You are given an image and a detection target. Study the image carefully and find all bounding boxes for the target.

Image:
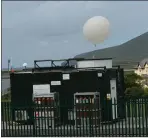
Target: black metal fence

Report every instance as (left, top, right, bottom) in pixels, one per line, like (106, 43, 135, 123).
(1, 98, 148, 137)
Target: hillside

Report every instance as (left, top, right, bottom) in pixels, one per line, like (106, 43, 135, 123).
(74, 32, 148, 69)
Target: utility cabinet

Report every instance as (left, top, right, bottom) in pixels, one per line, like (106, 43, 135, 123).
(74, 92, 101, 127)
(33, 92, 60, 129)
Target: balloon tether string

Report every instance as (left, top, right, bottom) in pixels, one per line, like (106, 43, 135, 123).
(93, 44, 96, 58)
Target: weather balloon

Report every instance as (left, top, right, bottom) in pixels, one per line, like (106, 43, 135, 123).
(83, 16, 110, 46)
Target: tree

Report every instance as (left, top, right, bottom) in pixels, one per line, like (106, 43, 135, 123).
(143, 88, 148, 97)
(125, 87, 144, 98)
(124, 72, 144, 98)
(124, 72, 143, 88)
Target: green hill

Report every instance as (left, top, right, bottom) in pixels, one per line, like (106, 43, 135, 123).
(75, 32, 148, 69)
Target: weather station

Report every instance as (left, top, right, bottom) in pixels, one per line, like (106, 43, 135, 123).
(33, 89, 60, 129)
(74, 92, 101, 128)
(10, 16, 126, 127)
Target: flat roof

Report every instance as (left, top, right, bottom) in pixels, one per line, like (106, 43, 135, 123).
(34, 58, 112, 62)
(10, 67, 106, 74)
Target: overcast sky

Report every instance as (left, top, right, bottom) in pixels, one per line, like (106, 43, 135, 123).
(2, 1, 148, 68)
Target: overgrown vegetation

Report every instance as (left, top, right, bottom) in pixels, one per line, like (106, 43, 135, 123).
(1, 88, 11, 102)
(124, 72, 148, 98)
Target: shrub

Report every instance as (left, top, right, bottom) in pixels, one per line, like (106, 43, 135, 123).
(125, 86, 144, 98)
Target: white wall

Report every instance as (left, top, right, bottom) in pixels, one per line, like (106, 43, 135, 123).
(77, 59, 112, 69)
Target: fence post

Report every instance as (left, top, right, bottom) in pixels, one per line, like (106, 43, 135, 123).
(88, 102, 92, 137)
(32, 104, 36, 137)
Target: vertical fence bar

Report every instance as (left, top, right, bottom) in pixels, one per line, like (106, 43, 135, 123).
(41, 99, 43, 136)
(72, 104, 75, 137)
(4, 102, 7, 137)
(129, 99, 131, 136)
(101, 109, 103, 137)
(69, 109, 72, 137)
(1, 102, 5, 137)
(141, 98, 144, 136)
(135, 99, 138, 137)
(1, 102, 3, 137)
(59, 104, 62, 137)
(20, 108, 23, 137)
(94, 102, 97, 137)
(53, 100, 55, 137)
(107, 98, 110, 137)
(115, 98, 118, 137)
(86, 99, 88, 136)
(38, 98, 40, 136)
(51, 98, 54, 136)
(131, 99, 134, 136)
(16, 108, 19, 137)
(66, 101, 69, 137)
(7, 102, 11, 136)
(146, 98, 148, 137)
(15, 108, 18, 136)
(1, 102, 6, 137)
(89, 97, 92, 137)
(54, 101, 57, 136)
(145, 98, 148, 136)
(32, 104, 34, 137)
(91, 98, 94, 137)
(63, 103, 66, 136)
(104, 99, 107, 137)
(114, 99, 117, 137)
(11, 106, 14, 137)
(111, 100, 114, 137)
(57, 101, 61, 137)
(82, 100, 85, 136)
(117, 99, 121, 137)
(45, 100, 48, 137)
(15, 108, 17, 137)
(138, 98, 141, 136)
(26, 105, 29, 137)
(125, 100, 128, 137)
(33, 101, 36, 137)
(85, 98, 88, 136)
(23, 108, 25, 136)
(121, 100, 124, 137)
(44, 101, 47, 136)
(4, 102, 8, 136)
(99, 108, 101, 137)
(56, 102, 59, 137)
(75, 98, 78, 137)
(64, 103, 66, 137)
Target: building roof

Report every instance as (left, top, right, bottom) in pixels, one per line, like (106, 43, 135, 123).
(138, 58, 148, 68)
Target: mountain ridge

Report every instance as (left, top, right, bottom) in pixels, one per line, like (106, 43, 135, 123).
(74, 32, 148, 68)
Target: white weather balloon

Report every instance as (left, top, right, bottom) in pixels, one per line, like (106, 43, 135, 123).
(83, 16, 110, 45)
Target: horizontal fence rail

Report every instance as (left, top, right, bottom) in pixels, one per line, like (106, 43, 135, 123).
(1, 98, 148, 137)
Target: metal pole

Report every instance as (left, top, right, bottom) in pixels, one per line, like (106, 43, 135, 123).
(8, 59, 10, 73)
